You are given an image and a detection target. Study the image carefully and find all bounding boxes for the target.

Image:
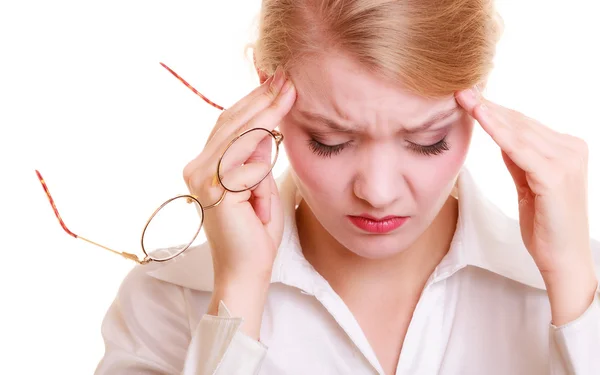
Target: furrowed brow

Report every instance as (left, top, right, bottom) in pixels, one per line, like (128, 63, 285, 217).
(296, 110, 358, 133)
(404, 106, 460, 134)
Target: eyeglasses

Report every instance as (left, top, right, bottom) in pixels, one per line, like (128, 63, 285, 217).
(36, 62, 284, 265)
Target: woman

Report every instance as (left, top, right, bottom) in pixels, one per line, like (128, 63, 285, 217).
(95, 0, 600, 374)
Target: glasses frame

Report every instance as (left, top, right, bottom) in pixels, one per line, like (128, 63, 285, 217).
(36, 62, 284, 265)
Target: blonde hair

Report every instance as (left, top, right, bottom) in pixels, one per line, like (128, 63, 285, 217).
(252, 0, 503, 97)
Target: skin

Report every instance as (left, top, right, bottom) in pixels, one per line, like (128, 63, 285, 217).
(277, 53, 474, 372)
(282, 52, 472, 260)
(456, 90, 597, 328)
(196, 50, 596, 375)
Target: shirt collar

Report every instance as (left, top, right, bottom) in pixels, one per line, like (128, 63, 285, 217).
(147, 167, 599, 293)
(432, 167, 545, 288)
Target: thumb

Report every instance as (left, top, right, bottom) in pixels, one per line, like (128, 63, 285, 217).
(502, 150, 528, 198)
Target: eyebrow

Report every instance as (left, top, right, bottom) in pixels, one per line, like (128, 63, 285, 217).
(404, 106, 460, 134)
(295, 111, 357, 134)
(296, 106, 460, 134)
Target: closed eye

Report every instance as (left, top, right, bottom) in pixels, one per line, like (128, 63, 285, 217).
(307, 139, 350, 158)
(407, 137, 450, 156)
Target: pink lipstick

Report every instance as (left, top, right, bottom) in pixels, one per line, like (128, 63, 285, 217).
(348, 214, 408, 234)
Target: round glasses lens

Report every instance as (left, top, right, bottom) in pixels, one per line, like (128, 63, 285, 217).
(142, 196, 203, 261)
(218, 128, 278, 193)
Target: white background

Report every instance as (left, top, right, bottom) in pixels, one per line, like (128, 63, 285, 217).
(0, 1, 599, 374)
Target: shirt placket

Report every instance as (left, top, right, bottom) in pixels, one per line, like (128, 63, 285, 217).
(394, 279, 449, 375)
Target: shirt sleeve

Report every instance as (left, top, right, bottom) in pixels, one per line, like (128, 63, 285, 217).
(94, 266, 267, 375)
(183, 301, 267, 375)
(549, 291, 600, 374)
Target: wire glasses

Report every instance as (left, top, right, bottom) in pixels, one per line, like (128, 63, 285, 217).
(36, 62, 284, 264)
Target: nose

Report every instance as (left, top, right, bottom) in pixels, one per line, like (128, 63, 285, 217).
(352, 145, 402, 209)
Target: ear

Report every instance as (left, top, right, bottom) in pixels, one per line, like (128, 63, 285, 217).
(253, 50, 269, 84)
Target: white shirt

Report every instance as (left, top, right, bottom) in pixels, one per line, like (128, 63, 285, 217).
(94, 168, 600, 375)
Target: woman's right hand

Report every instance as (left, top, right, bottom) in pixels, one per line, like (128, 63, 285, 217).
(182, 67, 295, 338)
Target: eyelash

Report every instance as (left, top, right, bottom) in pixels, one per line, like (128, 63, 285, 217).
(407, 137, 450, 156)
(308, 139, 349, 158)
(308, 137, 450, 158)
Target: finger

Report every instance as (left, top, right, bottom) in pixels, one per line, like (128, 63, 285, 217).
(502, 106, 562, 145)
(242, 133, 274, 177)
(256, 172, 281, 227)
(220, 67, 280, 124)
(205, 72, 277, 145)
(250, 173, 272, 224)
(184, 69, 290, 197)
(217, 129, 275, 176)
(502, 149, 535, 240)
(238, 78, 296, 135)
(184, 73, 288, 187)
(207, 67, 289, 153)
(214, 80, 294, 174)
(270, 169, 280, 198)
(457, 91, 559, 152)
(488, 103, 559, 160)
(501, 109, 587, 168)
(455, 88, 546, 173)
(501, 149, 528, 195)
(248, 136, 274, 224)
(184, 161, 224, 205)
(485, 101, 562, 158)
(219, 162, 272, 193)
(184, 146, 270, 204)
(455, 88, 508, 140)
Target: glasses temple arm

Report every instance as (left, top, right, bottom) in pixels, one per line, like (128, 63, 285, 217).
(159, 62, 225, 111)
(35, 170, 147, 265)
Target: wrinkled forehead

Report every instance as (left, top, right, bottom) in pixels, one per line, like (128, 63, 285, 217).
(288, 53, 457, 127)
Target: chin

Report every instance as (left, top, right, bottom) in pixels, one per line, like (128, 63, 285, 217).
(337, 230, 416, 260)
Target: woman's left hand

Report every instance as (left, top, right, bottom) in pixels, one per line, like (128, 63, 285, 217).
(455, 87, 598, 326)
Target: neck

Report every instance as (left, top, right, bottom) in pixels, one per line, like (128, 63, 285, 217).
(297, 196, 459, 305)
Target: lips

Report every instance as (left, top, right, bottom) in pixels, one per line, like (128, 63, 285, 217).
(347, 214, 408, 234)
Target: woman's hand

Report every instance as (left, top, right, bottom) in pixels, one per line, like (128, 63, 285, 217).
(183, 67, 296, 338)
(456, 88, 597, 326)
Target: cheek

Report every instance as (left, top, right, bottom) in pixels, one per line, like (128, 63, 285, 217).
(279, 118, 474, 209)
(279, 123, 348, 204)
(408, 122, 473, 201)
(280, 123, 353, 211)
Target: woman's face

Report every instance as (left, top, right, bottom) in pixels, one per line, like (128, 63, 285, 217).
(279, 53, 474, 259)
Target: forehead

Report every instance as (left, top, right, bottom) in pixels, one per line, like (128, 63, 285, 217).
(288, 53, 457, 128)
